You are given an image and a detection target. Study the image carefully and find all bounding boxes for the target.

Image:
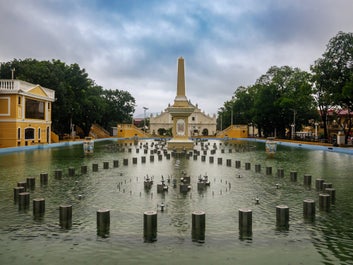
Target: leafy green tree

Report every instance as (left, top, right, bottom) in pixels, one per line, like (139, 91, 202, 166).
(0, 58, 136, 137)
(254, 66, 317, 138)
(219, 66, 317, 138)
(311, 31, 353, 142)
(101, 89, 136, 129)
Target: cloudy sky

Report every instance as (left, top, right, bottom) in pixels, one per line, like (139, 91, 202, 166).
(1, 0, 353, 117)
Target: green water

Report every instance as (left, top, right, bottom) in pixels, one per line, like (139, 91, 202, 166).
(0, 140, 353, 265)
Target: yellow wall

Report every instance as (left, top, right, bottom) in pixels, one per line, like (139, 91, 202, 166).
(217, 125, 249, 138)
(0, 90, 53, 148)
(0, 121, 51, 148)
(117, 124, 150, 138)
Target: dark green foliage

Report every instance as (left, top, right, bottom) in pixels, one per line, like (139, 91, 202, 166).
(0, 59, 135, 136)
(219, 66, 317, 138)
(311, 32, 353, 141)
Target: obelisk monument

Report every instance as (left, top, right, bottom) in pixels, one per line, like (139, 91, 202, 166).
(167, 57, 195, 151)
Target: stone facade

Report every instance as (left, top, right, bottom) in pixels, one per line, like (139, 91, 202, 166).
(149, 103, 217, 137)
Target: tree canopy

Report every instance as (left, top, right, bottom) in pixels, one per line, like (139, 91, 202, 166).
(219, 66, 317, 138)
(0, 58, 136, 137)
(219, 31, 353, 141)
(311, 31, 353, 141)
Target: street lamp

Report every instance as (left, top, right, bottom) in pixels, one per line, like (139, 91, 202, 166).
(314, 122, 318, 141)
(143, 107, 148, 132)
(290, 109, 296, 140)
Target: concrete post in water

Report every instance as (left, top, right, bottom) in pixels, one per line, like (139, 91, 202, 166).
(276, 205, 289, 229)
(141, 156, 146, 163)
(323, 183, 332, 192)
(245, 162, 251, 170)
(33, 198, 45, 218)
(59, 205, 72, 229)
(315, 179, 325, 191)
(304, 174, 312, 186)
(266, 167, 272, 175)
(68, 167, 75, 176)
(54, 169, 62, 179)
(14, 186, 25, 202)
(192, 211, 206, 242)
(113, 160, 119, 167)
(17, 181, 27, 192)
(18, 192, 30, 210)
(180, 184, 189, 193)
(143, 210, 157, 242)
(290, 171, 297, 182)
(239, 209, 252, 238)
(92, 163, 99, 172)
(97, 209, 110, 237)
(303, 199, 315, 220)
(197, 182, 206, 191)
(255, 164, 261, 173)
(277, 168, 284, 178)
(103, 162, 109, 169)
(325, 188, 336, 204)
(319, 194, 330, 211)
(26, 177, 35, 190)
(235, 160, 241, 169)
(40, 173, 49, 185)
(80, 165, 87, 174)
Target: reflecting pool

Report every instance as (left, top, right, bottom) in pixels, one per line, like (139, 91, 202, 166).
(0, 139, 353, 265)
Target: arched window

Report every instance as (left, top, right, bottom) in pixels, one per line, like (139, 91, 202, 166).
(25, 128, 35, 140)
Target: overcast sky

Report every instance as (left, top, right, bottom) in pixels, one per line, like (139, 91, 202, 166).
(1, 0, 353, 117)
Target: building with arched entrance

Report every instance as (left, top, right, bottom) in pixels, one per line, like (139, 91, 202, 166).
(149, 102, 217, 137)
(0, 79, 55, 148)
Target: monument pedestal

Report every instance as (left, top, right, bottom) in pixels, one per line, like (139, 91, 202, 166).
(167, 139, 194, 151)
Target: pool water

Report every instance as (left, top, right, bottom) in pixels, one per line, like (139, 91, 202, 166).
(0, 140, 353, 265)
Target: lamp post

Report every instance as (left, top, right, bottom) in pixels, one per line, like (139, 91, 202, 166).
(143, 107, 148, 132)
(290, 109, 296, 140)
(314, 122, 318, 141)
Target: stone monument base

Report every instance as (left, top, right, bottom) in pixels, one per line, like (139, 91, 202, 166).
(167, 139, 194, 151)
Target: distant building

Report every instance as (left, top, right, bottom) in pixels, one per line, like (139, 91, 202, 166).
(149, 103, 217, 137)
(0, 79, 55, 148)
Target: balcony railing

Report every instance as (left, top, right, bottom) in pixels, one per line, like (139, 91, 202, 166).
(0, 79, 55, 100)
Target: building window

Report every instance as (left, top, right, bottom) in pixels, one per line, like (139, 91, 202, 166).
(192, 116, 195, 121)
(38, 128, 41, 140)
(18, 96, 21, 104)
(25, 128, 35, 140)
(17, 128, 21, 140)
(48, 102, 50, 110)
(0, 97, 10, 116)
(47, 127, 50, 143)
(25, 98, 44, 119)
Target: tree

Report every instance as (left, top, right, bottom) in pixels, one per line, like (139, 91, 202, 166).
(311, 32, 353, 142)
(101, 89, 136, 129)
(0, 58, 136, 137)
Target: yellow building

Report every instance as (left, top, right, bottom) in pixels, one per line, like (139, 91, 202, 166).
(0, 79, 55, 148)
